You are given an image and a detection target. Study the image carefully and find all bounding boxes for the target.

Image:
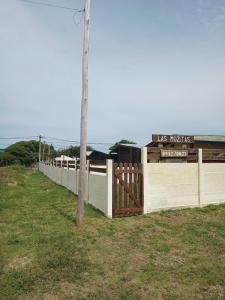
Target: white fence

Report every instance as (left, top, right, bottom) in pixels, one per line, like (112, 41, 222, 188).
(142, 148, 225, 213)
(39, 148, 225, 218)
(39, 161, 112, 218)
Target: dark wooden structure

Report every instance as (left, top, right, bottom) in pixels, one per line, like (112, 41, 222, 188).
(87, 150, 109, 160)
(147, 134, 225, 163)
(112, 162, 143, 217)
(194, 136, 225, 150)
(110, 144, 141, 163)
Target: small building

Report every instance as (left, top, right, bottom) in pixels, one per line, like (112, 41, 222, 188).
(75, 150, 109, 161)
(110, 144, 141, 163)
(146, 134, 225, 163)
(193, 135, 225, 149)
(87, 150, 109, 161)
(55, 155, 74, 161)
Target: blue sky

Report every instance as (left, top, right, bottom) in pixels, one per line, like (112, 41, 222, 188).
(1, 0, 225, 150)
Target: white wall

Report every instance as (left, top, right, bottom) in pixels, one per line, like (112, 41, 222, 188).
(144, 163, 199, 213)
(142, 147, 225, 213)
(201, 164, 225, 205)
(39, 161, 112, 218)
(88, 173, 108, 214)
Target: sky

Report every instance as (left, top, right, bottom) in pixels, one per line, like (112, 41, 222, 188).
(1, 0, 225, 151)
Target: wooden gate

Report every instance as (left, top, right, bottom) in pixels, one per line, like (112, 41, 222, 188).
(112, 163, 143, 217)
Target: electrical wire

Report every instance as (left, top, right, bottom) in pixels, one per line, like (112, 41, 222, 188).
(0, 136, 39, 140)
(21, 0, 84, 12)
(0, 135, 114, 146)
(73, 10, 83, 26)
(43, 136, 79, 143)
(43, 136, 114, 145)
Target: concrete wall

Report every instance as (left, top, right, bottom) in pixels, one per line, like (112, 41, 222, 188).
(201, 164, 225, 205)
(142, 147, 225, 213)
(88, 173, 108, 214)
(144, 163, 199, 212)
(39, 161, 112, 218)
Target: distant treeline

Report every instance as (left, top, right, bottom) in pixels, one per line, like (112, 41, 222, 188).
(0, 140, 43, 167)
(0, 140, 93, 167)
(0, 139, 136, 167)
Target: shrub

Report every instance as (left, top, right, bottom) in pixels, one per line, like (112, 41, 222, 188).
(4, 141, 39, 166)
(0, 152, 18, 167)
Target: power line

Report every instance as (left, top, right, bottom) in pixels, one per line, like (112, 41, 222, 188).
(21, 0, 84, 12)
(43, 136, 114, 145)
(43, 136, 79, 143)
(0, 136, 38, 140)
(0, 135, 114, 145)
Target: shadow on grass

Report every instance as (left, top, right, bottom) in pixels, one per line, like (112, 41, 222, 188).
(85, 203, 105, 218)
(53, 206, 76, 224)
(52, 203, 104, 226)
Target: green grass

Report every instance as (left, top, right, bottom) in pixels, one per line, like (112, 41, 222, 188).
(0, 166, 225, 300)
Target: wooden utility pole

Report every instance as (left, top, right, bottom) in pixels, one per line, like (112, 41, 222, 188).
(48, 144, 51, 162)
(42, 141, 46, 162)
(76, 0, 90, 226)
(38, 135, 42, 168)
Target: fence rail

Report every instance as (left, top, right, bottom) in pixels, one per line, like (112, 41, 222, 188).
(43, 159, 107, 173)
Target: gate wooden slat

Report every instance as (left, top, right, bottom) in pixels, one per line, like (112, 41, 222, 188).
(134, 163, 138, 203)
(124, 163, 128, 208)
(140, 164, 143, 207)
(119, 163, 123, 209)
(128, 163, 133, 208)
(112, 163, 117, 212)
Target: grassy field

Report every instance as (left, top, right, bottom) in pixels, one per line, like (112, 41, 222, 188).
(0, 166, 225, 300)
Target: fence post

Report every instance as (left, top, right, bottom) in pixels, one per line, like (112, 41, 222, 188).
(86, 160, 90, 203)
(106, 159, 113, 218)
(141, 147, 148, 214)
(198, 148, 203, 206)
(75, 158, 78, 194)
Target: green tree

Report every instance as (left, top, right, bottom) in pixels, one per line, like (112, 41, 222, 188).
(0, 152, 18, 167)
(57, 145, 94, 158)
(0, 140, 56, 167)
(109, 139, 136, 152)
(5, 140, 40, 166)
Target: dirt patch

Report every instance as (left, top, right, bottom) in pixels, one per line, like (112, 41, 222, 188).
(60, 281, 96, 297)
(8, 181, 17, 186)
(0, 172, 9, 182)
(43, 294, 59, 300)
(202, 285, 225, 299)
(156, 214, 187, 225)
(60, 282, 77, 295)
(7, 256, 32, 270)
(19, 294, 59, 300)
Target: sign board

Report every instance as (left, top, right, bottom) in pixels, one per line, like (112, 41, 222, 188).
(161, 149, 188, 158)
(152, 134, 194, 144)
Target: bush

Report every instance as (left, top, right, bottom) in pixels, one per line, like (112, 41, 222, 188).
(1, 140, 56, 167)
(57, 145, 94, 157)
(4, 141, 39, 166)
(0, 152, 18, 167)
